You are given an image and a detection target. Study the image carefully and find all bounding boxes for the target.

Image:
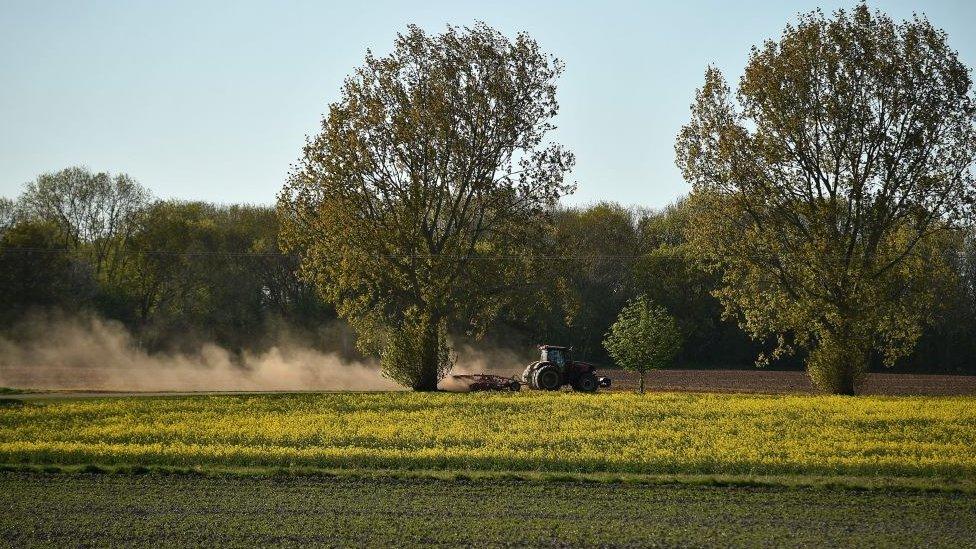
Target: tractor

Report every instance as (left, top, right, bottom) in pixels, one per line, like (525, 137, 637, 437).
(521, 345, 611, 392)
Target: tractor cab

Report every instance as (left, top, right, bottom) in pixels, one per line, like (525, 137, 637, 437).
(539, 345, 570, 369)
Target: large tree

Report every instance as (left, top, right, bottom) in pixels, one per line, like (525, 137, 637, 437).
(278, 24, 574, 390)
(675, 6, 976, 394)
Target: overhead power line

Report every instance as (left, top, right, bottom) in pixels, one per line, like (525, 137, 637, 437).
(2, 247, 970, 261)
(0, 246, 646, 260)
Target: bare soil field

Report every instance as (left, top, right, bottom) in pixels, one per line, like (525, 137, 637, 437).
(600, 369, 976, 396)
(5, 369, 976, 397)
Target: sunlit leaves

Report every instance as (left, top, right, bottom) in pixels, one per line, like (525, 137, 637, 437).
(604, 296, 681, 392)
(278, 24, 574, 388)
(675, 6, 976, 392)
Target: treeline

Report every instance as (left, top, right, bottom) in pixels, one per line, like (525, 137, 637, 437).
(535, 203, 976, 374)
(0, 168, 336, 355)
(2, 167, 974, 373)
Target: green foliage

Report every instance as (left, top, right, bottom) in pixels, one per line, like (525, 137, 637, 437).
(278, 23, 573, 389)
(0, 219, 96, 322)
(545, 202, 641, 360)
(379, 308, 454, 390)
(118, 201, 336, 352)
(675, 6, 976, 393)
(18, 166, 151, 286)
(908, 230, 976, 373)
(604, 296, 682, 392)
(0, 180, 340, 355)
(807, 331, 871, 395)
(0, 197, 14, 235)
(631, 208, 758, 368)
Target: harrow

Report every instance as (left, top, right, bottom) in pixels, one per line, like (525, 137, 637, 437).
(449, 374, 521, 392)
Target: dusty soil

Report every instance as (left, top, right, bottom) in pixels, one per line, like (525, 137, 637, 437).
(599, 369, 976, 395)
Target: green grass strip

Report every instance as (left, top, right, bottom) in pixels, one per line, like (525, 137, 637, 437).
(1, 462, 971, 494)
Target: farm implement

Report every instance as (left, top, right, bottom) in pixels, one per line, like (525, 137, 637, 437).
(449, 374, 522, 392)
(448, 345, 611, 392)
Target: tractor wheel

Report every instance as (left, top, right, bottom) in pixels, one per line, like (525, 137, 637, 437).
(573, 373, 599, 393)
(533, 365, 562, 391)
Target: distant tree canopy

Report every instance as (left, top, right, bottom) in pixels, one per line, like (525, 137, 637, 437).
(0, 198, 15, 234)
(18, 167, 151, 286)
(548, 203, 641, 360)
(278, 23, 574, 390)
(676, 6, 976, 394)
(0, 167, 337, 354)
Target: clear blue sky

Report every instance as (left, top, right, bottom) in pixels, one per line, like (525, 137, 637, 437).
(2, 1, 974, 208)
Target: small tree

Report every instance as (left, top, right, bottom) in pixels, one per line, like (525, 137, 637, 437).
(604, 296, 682, 393)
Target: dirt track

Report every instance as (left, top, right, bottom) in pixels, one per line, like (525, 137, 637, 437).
(600, 369, 976, 396)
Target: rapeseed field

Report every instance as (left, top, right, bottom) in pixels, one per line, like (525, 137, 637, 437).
(1, 392, 973, 479)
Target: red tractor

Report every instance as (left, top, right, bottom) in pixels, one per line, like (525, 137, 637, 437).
(521, 345, 611, 392)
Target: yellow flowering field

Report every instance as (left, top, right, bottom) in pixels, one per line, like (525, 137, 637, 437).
(1, 392, 974, 479)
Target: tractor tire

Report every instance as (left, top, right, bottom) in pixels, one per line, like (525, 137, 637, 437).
(573, 373, 599, 393)
(533, 365, 562, 391)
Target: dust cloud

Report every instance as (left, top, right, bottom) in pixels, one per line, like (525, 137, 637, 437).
(438, 345, 529, 392)
(452, 345, 527, 377)
(0, 314, 400, 392)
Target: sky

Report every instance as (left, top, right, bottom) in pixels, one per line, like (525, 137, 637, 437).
(2, 0, 974, 209)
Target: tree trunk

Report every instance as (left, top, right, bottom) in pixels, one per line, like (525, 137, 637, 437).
(411, 313, 441, 392)
(836, 373, 857, 396)
(807, 325, 868, 395)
